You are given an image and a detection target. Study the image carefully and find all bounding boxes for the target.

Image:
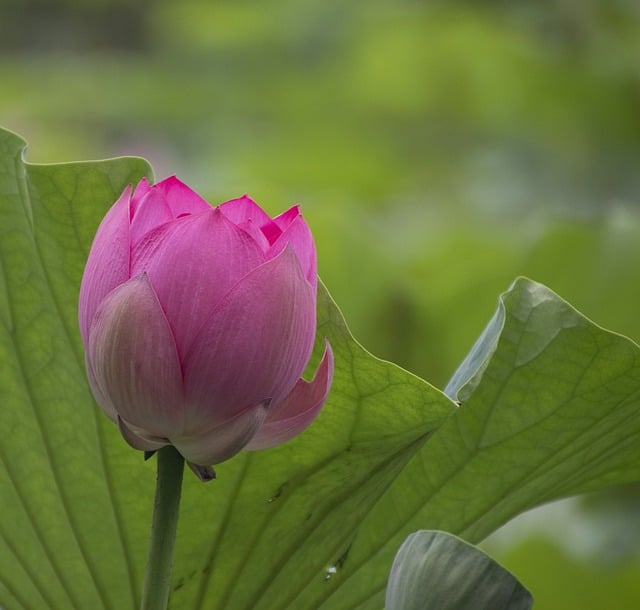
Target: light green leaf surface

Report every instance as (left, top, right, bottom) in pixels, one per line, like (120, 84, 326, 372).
(2, 126, 640, 609)
(0, 126, 453, 609)
(386, 530, 532, 610)
(319, 278, 640, 610)
(0, 128, 153, 609)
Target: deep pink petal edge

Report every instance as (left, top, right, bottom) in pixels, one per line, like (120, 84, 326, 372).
(245, 341, 334, 450)
(181, 245, 316, 428)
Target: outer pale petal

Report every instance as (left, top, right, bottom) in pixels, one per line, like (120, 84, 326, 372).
(182, 245, 316, 430)
(172, 399, 271, 465)
(268, 208, 317, 289)
(85, 353, 118, 421)
(131, 208, 266, 358)
(87, 273, 184, 437)
(118, 416, 170, 452)
(246, 343, 333, 450)
(78, 186, 132, 345)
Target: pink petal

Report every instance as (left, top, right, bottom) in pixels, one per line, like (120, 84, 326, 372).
(227, 217, 271, 253)
(259, 219, 284, 246)
(271, 205, 300, 231)
(87, 273, 184, 437)
(151, 176, 212, 217)
(246, 342, 333, 450)
(78, 186, 132, 345)
(181, 245, 316, 430)
(218, 195, 277, 251)
(172, 399, 271, 465)
(218, 195, 273, 228)
(260, 205, 298, 245)
(130, 177, 213, 244)
(128, 177, 152, 215)
(131, 207, 266, 359)
(129, 187, 174, 245)
(268, 210, 317, 289)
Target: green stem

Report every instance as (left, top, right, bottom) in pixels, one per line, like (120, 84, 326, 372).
(140, 446, 185, 610)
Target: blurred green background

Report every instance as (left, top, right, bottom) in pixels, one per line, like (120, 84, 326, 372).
(2, 0, 640, 607)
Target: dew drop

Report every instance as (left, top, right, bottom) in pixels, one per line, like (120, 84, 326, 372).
(324, 565, 337, 581)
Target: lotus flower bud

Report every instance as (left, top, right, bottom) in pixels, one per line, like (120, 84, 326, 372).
(79, 177, 333, 471)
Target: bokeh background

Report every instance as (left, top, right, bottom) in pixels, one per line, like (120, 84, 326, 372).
(3, 0, 640, 607)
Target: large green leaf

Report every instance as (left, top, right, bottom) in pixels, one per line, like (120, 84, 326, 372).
(0, 128, 154, 609)
(318, 277, 640, 609)
(0, 126, 453, 609)
(2, 125, 640, 609)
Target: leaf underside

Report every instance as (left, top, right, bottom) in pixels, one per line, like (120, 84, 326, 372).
(385, 530, 532, 610)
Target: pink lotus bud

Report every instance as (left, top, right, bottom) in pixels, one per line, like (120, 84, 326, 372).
(79, 177, 333, 469)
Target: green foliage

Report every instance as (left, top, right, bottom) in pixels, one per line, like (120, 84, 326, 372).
(5, 1, 640, 401)
(493, 536, 640, 610)
(386, 531, 532, 610)
(4, 0, 639, 212)
(0, 127, 452, 608)
(3, 3, 640, 607)
(2, 126, 640, 609)
(0, 128, 153, 609)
